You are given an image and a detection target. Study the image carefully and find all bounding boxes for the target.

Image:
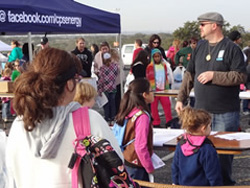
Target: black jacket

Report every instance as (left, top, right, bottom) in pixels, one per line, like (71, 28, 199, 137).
(71, 47, 93, 77)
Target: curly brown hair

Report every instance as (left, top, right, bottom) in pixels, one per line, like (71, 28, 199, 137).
(179, 106, 211, 133)
(13, 48, 82, 131)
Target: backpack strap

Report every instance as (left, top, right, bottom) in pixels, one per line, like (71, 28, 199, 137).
(72, 107, 91, 138)
(71, 107, 91, 188)
(122, 110, 144, 149)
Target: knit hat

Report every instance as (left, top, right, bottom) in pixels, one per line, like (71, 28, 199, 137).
(197, 12, 224, 25)
(150, 48, 162, 63)
(228, 30, 241, 41)
(151, 48, 162, 57)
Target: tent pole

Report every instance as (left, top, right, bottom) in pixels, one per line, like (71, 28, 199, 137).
(118, 33, 124, 98)
(28, 32, 33, 62)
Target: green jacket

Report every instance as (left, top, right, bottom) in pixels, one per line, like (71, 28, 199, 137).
(174, 46, 192, 68)
(8, 47, 23, 62)
(11, 70, 21, 81)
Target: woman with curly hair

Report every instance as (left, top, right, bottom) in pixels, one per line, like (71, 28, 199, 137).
(6, 48, 123, 187)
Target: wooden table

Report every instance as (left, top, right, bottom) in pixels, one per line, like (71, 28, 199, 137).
(163, 131, 250, 155)
(154, 90, 179, 97)
(0, 92, 14, 98)
(154, 90, 250, 99)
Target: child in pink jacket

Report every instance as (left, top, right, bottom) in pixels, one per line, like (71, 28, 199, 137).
(115, 78, 154, 181)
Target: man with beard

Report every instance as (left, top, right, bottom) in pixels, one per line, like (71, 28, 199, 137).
(175, 12, 246, 186)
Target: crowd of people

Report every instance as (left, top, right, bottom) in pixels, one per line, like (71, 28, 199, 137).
(0, 11, 249, 187)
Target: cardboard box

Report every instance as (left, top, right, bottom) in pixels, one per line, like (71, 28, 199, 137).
(0, 81, 14, 93)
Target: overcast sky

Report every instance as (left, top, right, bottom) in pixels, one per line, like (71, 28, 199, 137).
(77, 0, 250, 34)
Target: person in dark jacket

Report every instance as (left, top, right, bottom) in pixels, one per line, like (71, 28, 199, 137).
(144, 34, 167, 63)
(131, 50, 149, 79)
(71, 37, 93, 77)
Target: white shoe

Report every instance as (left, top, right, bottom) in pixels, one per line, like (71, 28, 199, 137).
(242, 111, 250, 115)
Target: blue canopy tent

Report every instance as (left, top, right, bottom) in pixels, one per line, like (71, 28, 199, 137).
(0, 0, 120, 34)
(0, 0, 124, 94)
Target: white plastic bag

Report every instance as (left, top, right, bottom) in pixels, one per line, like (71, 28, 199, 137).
(163, 59, 174, 85)
(172, 66, 186, 89)
(124, 72, 134, 93)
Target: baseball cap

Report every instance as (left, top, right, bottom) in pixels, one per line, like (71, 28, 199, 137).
(197, 12, 224, 25)
(41, 37, 48, 45)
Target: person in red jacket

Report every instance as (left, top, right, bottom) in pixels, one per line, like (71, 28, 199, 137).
(132, 39, 143, 62)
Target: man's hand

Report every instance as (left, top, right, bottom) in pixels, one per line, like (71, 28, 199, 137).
(197, 71, 214, 84)
(175, 101, 183, 115)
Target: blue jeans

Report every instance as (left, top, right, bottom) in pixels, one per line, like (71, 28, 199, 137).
(242, 99, 249, 112)
(125, 165, 149, 182)
(2, 101, 10, 120)
(189, 97, 195, 107)
(211, 111, 239, 185)
(103, 92, 116, 121)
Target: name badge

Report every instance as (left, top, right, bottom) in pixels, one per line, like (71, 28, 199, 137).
(216, 50, 224, 61)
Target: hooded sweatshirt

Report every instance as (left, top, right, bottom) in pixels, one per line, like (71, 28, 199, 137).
(6, 102, 123, 188)
(166, 46, 178, 66)
(146, 48, 169, 91)
(171, 133, 223, 186)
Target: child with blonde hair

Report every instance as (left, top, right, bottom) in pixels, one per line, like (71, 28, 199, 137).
(172, 106, 223, 186)
(74, 82, 97, 108)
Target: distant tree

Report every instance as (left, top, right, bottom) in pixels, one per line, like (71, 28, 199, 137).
(173, 21, 200, 42)
(228, 25, 245, 34)
(172, 20, 237, 42)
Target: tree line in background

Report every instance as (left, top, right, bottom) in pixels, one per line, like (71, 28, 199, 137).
(1, 20, 250, 52)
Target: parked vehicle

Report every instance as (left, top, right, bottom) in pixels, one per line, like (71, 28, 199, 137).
(121, 44, 147, 66)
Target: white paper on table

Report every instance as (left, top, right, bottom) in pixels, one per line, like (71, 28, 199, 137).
(190, 91, 250, 99)
(214, 132, 250, 141)
(153, 128, 184, 146)
(151, 153, 165, 169)
(210, 131, 218, 135)
(95, 93, 108, 108)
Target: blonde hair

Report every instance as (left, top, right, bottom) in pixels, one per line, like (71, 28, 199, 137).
(74, 82, 97, 105)
(3, 68, 12, 77)
(179, 106, 211, 133)
(172, 39, 181, 52)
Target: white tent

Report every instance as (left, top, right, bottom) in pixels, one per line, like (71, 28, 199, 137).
(0, 41, 12, 52)
(0, 53, 8, 73)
